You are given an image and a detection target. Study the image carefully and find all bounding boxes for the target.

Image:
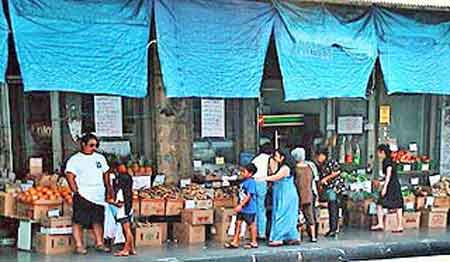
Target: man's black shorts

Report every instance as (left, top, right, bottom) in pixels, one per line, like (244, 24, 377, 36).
(237, 213, 256, 225)
(73, 193, 105, 229)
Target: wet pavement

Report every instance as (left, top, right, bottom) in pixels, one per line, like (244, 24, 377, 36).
(1, 228, 450, 262)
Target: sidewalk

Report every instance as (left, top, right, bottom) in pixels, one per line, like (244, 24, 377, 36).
(2, 228, 450, 262)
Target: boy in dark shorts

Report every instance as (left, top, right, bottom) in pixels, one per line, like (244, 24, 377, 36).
(225, 163, 258, 249)
(108, 172, 136, 256)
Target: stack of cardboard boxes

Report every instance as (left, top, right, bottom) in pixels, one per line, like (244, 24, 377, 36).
(174, 209, 213, 244)
(35, 216, 73, 255)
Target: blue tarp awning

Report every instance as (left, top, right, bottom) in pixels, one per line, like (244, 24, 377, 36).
(0, 2, 8, 83)
(9, 0, 151, 97)
(154, 0, 275, 98)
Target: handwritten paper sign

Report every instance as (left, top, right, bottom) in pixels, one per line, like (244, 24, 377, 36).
(201, 99, 225, 138)
(379, 105, 391, 124)
(337, 116, 363, 134)
(153, 175, 165, 186)
(94, 96, 122, 137)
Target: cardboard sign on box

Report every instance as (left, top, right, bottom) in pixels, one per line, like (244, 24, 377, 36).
(421, 208, 448, 229)
(195, 199, 213, 210)
(433, 197, 450, 209)
(165, 199, 184, 216)
(41, 216, 72, 228)
(140, 199, 165, 216)
(135, 223, 167, 247)
(181, 209, 214, 225)
(0, 192, 16, 217)
(34, 233, 74, 255)
(173, 223, 205, 244)
(403, 212, 421, 229)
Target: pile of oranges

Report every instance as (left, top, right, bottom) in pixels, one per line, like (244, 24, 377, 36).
(17, 186, 73, 205)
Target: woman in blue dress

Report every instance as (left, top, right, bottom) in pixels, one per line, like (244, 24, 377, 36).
(264, 148, 300, 247)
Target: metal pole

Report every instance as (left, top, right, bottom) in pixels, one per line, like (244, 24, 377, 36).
(50, 91, 63, 172)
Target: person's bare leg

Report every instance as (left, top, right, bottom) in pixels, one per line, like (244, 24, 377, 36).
(395, 208, 404, 231)
(232, 220, 242, 246)
(371, 205, 384, 230)
(250, 223, 257, 246)
(73, 224, 85, 252)
(310, 225, 317, 241)
(115, 222, 134, 256)
(92, 223, 105, 247)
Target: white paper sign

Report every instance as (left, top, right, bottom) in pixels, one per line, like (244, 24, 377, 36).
(429, 175, 441, 186)
(362, 181, 372, 193)
(403, 165, 411, 172)
(411, 177, 419, 186)
(94, 96, 123, 137)
(409, 143, 418, 152)
(368, 203, 377, 215)
(153, 175, 165, 186)
(337, 116, 364, 134)
(184, 200, 196, 209)
(421, 163, 430, 171)
(98, 141, 131, 156)
(405, 202, 415, 210)
(201, 99, 225, 138)
(132, 176, 151, 190)
(180, 178, 191, 188)
(426, 196, 435, 207)
(193, 160, 202, 170)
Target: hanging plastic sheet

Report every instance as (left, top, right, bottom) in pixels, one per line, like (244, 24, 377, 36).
(154, 0, 275, 98)
(375, 8, 450, 94)
(273, 2, 377, 100)
(9, 0, 150, 97)
(0, 3, 8, 83)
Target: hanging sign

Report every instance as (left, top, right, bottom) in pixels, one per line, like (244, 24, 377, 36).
(94, 96, 123, 137)
(201, 99, 225, 138)
(337, 116, 363, 134)
(379, 105, 391, 124)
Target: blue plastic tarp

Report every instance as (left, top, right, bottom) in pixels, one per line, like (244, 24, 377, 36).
(9, 0, 150, 97)
(375, 8, 450, 95)
(0, 2, 8, 83)
(274, 2, 377, 100)
(154, 0, 275, 98)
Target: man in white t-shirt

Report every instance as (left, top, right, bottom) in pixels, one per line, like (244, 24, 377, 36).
(66, 133, 113, 255)
(251, 143, 273, 240)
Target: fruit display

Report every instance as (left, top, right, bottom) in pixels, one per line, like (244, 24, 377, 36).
(138, 185, 180, 200)
(106, 154, 153, 176)
(16, 186, 72, 204)
(181, 184, 212, 200)
(214, 186, 239, 199)
(391, 150, 431, 164)
(431, 177, 450, 197)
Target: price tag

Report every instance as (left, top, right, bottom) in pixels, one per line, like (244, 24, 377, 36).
(403, 165, 411, 172)
(409, 143, 418, 152)
(47, 209, 61, 218)
(180, 178, 191, 188)
(184, 200, 196, 209)
(362, 181, 372, 193)
(212, 181, 222, 188)
(368, 203, 377, 215)
(421, 163, 430, 171)
(429, 175, 441, 186)
(193, 160, 202, 169)
(153, 175, 165, 186)
(350, 183, 358, 191)
(215, 157, 225, 165)
(405, 202, 415, 210)
(425, 196, 435, 208)
(411, 178, 419, 186)
(222, 180, 231, 187)
(390, 144, 399, 152)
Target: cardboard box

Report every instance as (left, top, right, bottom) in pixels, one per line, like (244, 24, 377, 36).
(40, 227, 72, 235)
(134, 223, 167, 247)
(347, 210, 376, 228)
(165, 199, 184, 216)
(195, 199, 213, 210)
(173, 223, 205, 244)
(34, 233, 74, 255)
(140, 199, 165, 216)
(317, 218, 330, 236)
(41, 216, 72, 228)
(403, 211, 421, 229)
(0, 192, 16, 217)
(214, 208, 235, 224)
(17, 200, 62, 221)
(212, 222, 232, 243)
(421, 208, 448, 229)
(181, 209, 214, 225)
(434, 197, 450, 209)
(132, 199, 140, 216)
(213, 197, 237, 208)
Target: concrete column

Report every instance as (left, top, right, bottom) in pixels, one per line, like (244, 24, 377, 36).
(0, 84, 13, 170)
(240, 99, 257, 155)
(428, 96, 438, 160)
(152, 51, 193, 184)
(367, 91, 377, 175)
(50, 91, 63, 172)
